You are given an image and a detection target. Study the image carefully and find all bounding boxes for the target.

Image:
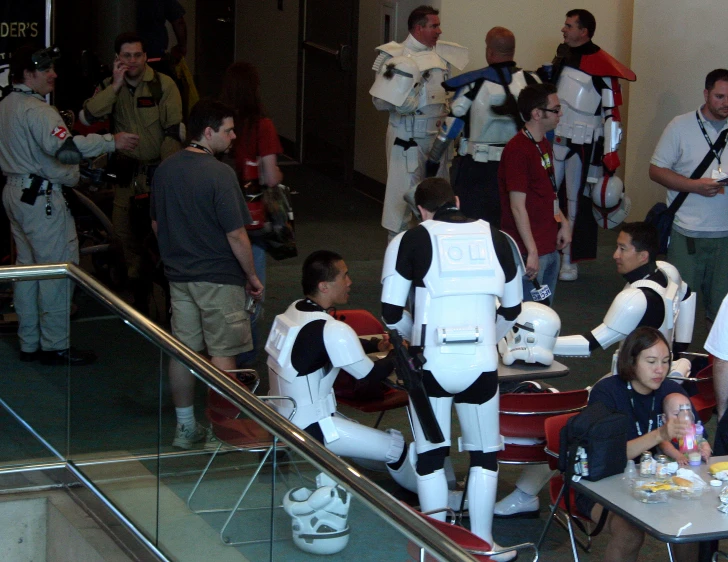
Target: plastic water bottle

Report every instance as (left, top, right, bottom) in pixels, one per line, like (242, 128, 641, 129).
(623, 459, 637, 490)
(696, 419, 705, 441)
(677, 403, 697, 453)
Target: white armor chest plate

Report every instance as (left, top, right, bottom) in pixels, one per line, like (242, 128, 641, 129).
(468, 72, 529, 145)
(555, 66, 603, 144)
(400, 50, 448, 109)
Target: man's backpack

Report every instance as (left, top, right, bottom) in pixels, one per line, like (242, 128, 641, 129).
(559, 402, 629, 482)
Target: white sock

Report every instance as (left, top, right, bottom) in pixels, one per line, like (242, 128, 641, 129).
(176, 406, 195, 428)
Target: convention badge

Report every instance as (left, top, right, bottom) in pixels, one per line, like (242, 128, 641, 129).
(554, 199, 562, 221)
(318, 416, 340, 444)
(529, 284, 552, 302)
(711, 169, 727, 194)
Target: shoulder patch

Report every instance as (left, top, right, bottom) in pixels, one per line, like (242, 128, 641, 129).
(51, 126, 68, 140)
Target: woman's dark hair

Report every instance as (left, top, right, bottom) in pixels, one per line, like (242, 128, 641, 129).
(220, 62, 264, 138)
(617, 326, 671, 383)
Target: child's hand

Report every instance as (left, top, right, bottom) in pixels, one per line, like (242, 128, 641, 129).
(700, 441, 712, 462)
(676, 455, 689, 467)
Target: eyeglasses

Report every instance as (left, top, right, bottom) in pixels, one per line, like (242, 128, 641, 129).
(541, 105, 562, 115)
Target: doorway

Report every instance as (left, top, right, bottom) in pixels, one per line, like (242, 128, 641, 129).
(299, 0, 359, 184)
(195, 0, 235, 98)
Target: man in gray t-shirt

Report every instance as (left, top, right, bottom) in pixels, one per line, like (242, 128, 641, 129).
(151, 99, 263, 449)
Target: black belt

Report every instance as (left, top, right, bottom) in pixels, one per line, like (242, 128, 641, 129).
(394, 137, 418, 150)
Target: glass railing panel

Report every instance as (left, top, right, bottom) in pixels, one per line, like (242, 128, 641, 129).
(0, 277, 70, 466)
(65, 290, 165, 548)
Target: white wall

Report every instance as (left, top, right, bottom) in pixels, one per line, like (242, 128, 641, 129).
(625, 0, 726, 219)
(235, 0, 300, 142)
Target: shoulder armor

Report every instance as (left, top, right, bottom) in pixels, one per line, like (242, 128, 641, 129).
(444, 66, 490, 91)
(603, 287, 648, 335)
(410, 50, 448, 73)
(579, 48, 636, 81)
(375, 41, 404, 57)
(323, 320, 368, 367)
(435, 40, 469, 70)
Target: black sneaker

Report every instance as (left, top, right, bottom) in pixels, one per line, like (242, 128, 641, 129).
(19, 350, 40, 362)
(40, 348, 97, 366)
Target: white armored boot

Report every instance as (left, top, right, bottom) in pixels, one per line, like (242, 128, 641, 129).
(468, 467, 516, 562)
(416, 468, 449, 521)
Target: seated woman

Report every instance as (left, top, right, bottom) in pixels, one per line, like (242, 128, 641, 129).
(578, 326, 696, 562)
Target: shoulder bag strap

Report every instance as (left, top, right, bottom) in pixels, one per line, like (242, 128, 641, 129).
(668, 126, 728, 214)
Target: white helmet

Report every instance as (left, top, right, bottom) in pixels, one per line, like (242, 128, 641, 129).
(369, 55, 422, 107)
(592, 175, 631, 229)
(282, 473, 351, 555)
(498, 302, 561, 366)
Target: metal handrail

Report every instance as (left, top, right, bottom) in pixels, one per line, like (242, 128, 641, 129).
(0, 263, 476, 562)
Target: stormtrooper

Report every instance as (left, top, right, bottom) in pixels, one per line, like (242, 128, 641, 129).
(494, 222, 696, 518)
(265, 251, 417, 495)
(433, 26, 539, 226)
(498, 302, 561, 368)
(549, 9, 636, 280)
(381, 178, 523, 561)
(370, 5, 468, 238)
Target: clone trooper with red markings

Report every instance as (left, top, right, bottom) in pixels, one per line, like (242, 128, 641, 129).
(551, 9, 636, 281)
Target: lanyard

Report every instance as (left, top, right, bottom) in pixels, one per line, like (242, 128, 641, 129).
(627, 382, 655, 437)
(188, 143, 213, 156)
(522, 128, 557, 192)
(695, 111, 726, 173)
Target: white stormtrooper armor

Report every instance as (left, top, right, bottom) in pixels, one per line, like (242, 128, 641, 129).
(381, 215, 522, 553)
(591, 175, 631, 230)
(265, 300, 418, 492)
(553, 261, 695, 361)
(283, 473, 351, 555)
(553, 50, 635, 279)
(371, 35, 468, 234)
(452, 68, 537, 161)
(499, 302, 561, 366)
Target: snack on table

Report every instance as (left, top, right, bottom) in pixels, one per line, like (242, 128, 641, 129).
(672, 476, 693, 488)
(709, 462, 728, 475)
(638, 481, 674, 492)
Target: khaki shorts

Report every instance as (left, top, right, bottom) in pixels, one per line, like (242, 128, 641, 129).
(170, 282, 252, 357)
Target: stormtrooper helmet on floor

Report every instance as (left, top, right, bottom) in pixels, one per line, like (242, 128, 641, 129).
(282, 473, 351, 555)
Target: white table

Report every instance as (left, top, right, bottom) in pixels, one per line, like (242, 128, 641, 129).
(573, 456, 728, 544)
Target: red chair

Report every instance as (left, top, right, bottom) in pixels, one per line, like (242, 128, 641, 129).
(333, 309, 410, 429)
(497, 390, 589, 465)
(186, 369, 301, 546)
(689, 363, 716, 424)
(536, 412, 597, 561)
(405, 508, 538, 561)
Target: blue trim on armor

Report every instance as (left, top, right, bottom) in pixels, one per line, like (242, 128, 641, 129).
(444, 65, 514, 90)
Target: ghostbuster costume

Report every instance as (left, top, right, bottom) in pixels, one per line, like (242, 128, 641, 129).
(381, 205, 522, 554)
(442, 62, 538, 226)
(551, 42, 636, 277)
(494, 260, 695, 518)
(370, 35, 468, 235)
(81, 65, 182, 304)
(265, 299, 417, 492)
(0, 83, 116, 357)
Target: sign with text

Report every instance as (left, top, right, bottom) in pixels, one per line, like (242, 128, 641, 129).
(0, 1, 50, 98)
